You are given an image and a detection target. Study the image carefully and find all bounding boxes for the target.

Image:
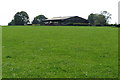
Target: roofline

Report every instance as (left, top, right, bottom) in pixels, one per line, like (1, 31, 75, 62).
(45, 16, 79, 21)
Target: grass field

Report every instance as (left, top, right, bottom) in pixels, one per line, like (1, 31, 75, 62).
(2, 26, 118, 78)
(0, 26, 2, 79)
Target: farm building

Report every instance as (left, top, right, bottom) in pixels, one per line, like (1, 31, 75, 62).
(44, 16, 89, 26)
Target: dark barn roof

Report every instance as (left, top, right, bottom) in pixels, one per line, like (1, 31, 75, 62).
(46, 16, 87, 21)
(44, 16, 89, 26)
(46, 16, 77, 21)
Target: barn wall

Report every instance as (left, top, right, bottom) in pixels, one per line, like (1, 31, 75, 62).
(62, 17, 89, 26)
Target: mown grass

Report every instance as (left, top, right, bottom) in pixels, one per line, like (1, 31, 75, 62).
(0, 26, 2, 79)
(2, 26, 118, 78)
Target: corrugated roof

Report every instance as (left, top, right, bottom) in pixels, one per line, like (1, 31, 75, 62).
(46, 16, 78, 21)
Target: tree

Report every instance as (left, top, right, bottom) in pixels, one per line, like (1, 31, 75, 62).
(94, 14, 106, 26)
(8, 11, 29, 25)
(8, 19, 15, 25)
(88, 13, 101, 26)
(88, 13, 95, 25)
(14, 11, 29, 25)
(99, 14, 106, 25)
(88, 11, 111, 26)
(100, 11, 112, 24)
(32, 15, 47, 25)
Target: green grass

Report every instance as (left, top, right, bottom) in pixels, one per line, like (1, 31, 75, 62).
(2, 26, 118, 78)
(0, 26, 2, 79)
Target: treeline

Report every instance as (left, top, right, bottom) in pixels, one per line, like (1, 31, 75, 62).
(88, 11, 119, 27)
(8, 11, 120, 27)
(8, 11, 47, 26)
(88, 11, 111, 26)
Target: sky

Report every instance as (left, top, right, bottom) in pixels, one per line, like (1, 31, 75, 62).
(0, 0, 119, 25)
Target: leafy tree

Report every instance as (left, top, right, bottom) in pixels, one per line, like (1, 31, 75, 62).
(94, 14, 106, 26)
(8, 11, 29, 25)
(88, 11, 111, 26)
(100, 11, 112, 24)
(8, 19, 15, 25)
(32, 15, 47, 25)
(98, 14, 106, 25)
(88, 13, 95, 25)
(14, 11, 29, 25)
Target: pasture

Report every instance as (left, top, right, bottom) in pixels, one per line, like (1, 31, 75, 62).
(0, 26, 2, 79)
(2, 26, 118, 78)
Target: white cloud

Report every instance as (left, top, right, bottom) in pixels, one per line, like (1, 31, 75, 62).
(0, 0, 119, 25)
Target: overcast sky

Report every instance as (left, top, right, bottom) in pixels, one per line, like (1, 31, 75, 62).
(0, 0, 119, 25)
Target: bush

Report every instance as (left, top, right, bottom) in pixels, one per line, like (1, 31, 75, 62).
(115, 24, 120, 27)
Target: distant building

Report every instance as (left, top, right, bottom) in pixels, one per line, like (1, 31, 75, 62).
(44, 16, 89, 26)
(27, 23, 32, 25)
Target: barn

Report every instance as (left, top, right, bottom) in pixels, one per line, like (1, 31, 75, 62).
(44, 16, 89, 26)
